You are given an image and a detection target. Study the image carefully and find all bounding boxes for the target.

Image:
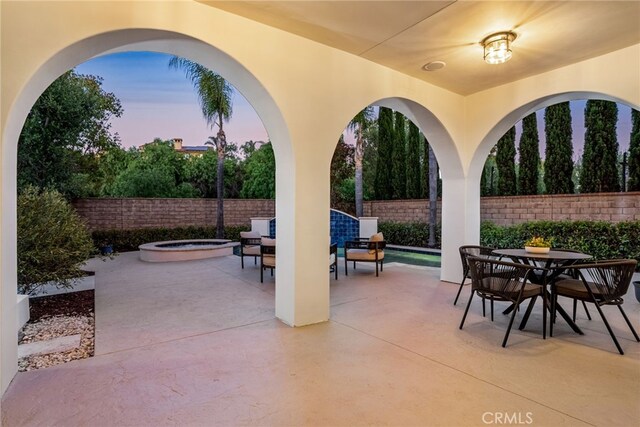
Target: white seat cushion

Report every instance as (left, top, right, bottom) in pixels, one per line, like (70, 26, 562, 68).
(261, 237, 276, 246)
(243, 245, 261, 256)
(329, 253, 336, 265)
(346, 249, 384, 261)
(240, 231, 261, 239)
(263, 255, 276, 267)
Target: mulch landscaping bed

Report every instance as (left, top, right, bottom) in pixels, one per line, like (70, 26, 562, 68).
(29, 290, 94, 321)
(18, 290, 95, 372)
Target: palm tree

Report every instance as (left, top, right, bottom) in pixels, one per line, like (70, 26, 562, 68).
(348, 107, 374, 217)
(169, 57, 233, 238)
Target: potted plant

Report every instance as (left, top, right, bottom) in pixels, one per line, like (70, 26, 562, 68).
(524, 236, 552, 254)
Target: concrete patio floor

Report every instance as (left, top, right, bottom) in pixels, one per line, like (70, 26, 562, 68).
(2, 252, 639, 426)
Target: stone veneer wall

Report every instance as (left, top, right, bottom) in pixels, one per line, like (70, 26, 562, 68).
(73, 192, 640, 231)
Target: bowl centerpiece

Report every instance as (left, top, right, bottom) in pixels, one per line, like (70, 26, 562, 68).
(524, 236, 552, 254)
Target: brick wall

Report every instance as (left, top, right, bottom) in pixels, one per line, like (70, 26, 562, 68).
(73, 192, 640, 231)
(73, 198, 275, 230)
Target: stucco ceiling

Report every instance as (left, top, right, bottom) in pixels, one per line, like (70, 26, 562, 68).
(200, 1, 640, 95)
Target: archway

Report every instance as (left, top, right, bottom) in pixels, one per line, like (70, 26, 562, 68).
(469, 92, 640, 186)
(1, 29, 292, 393)
(329, 97, 466, 284)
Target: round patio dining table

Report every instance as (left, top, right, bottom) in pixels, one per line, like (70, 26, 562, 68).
(492, 248, 592, 335)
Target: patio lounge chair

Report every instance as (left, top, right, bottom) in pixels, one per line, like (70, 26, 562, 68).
(551, 259, 639, 354)
(260, 237, 276, 283)
(344, 232, 386, 277)
(240, 231, 262, 268)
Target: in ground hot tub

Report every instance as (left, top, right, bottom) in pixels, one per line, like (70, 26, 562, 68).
(139, 239, 239, 262)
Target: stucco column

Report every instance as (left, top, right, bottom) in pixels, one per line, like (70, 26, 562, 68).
(273, 129, 333, 327)
(440, 176, 480, 283)
(0, 141, 18, 394)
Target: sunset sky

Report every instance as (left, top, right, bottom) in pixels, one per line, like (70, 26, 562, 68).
(75, 51, 633, 160)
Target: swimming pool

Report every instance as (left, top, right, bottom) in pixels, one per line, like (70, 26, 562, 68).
(234, 245, 441, 268)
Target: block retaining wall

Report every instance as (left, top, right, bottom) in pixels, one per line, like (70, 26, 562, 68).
(73, 192, 640, 231)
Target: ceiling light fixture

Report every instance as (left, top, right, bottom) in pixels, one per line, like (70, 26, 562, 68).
(422, 61, 446, 71)
(482, 31, 516, 65)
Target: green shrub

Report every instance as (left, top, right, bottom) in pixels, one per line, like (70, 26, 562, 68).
(18, 187, 95, 295)
(480, 220, 640, 265)
(92, 225, 250, 252)
(378, 221, 441, 247)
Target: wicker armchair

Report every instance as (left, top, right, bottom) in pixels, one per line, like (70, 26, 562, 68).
(330, 243, 338, 280)
(455, 245, 497, 307)
(551, 259, 639, 354)
(260, 238, 276, 283)
(549, 248, 592, 322)
(460, 256, 544, 348)
(240, 231, 262, 269)
(344, 233, 386, 277)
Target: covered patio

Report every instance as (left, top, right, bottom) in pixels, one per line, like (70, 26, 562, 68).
(1, 1, 640, 415)
(2, 253, 638, 425)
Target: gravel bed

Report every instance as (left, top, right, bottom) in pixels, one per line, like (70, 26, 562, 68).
(18, 290, 95, 372)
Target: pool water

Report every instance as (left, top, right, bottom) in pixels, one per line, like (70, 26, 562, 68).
(336, 248, 440, 268)
(383, 249, 441, 267)
(235, 246, 441, 268)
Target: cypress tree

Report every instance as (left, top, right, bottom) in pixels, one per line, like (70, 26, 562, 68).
(392, 112, 407, 199)
(496, 126, 517, 196)
(581, 100, 620, 193)
(406, 121, 422, 198)
(421, 134, 429, 199)
(627, 109, 640, 191)
(518, 113, 541, 195)
(544, 102, 574, 194)
(374, 107, 394, 200)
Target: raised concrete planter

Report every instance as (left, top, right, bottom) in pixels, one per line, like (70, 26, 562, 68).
(17, 294, 29, 332)
(359, 217, 379, 238)
(139, 239, 239, 262)
(251, 217, 272, 237)
(30, 274, 95, 297)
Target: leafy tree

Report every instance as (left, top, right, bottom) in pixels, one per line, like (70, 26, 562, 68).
(581, 100, 620, 193)
(330, 135, 355, 213)
(544, 102, 574, 194)
(496, 126, 517, 196)
(96, 145, 135, 196)
(170, 57, 233, 238)
(627, 109, 640, 191)
(392, 111, 407, 199)
(18, 70, 122, 198)
(18, 187, 95, 295)
(518, 113, 541, 195)
(406, 121, 422, 198)
(108, 140, 197, 198)
(348, 107, 374, 217)
(184, 150, 219, 198)
(374, 107, 394, 200)
(241, 143, 276, 199)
